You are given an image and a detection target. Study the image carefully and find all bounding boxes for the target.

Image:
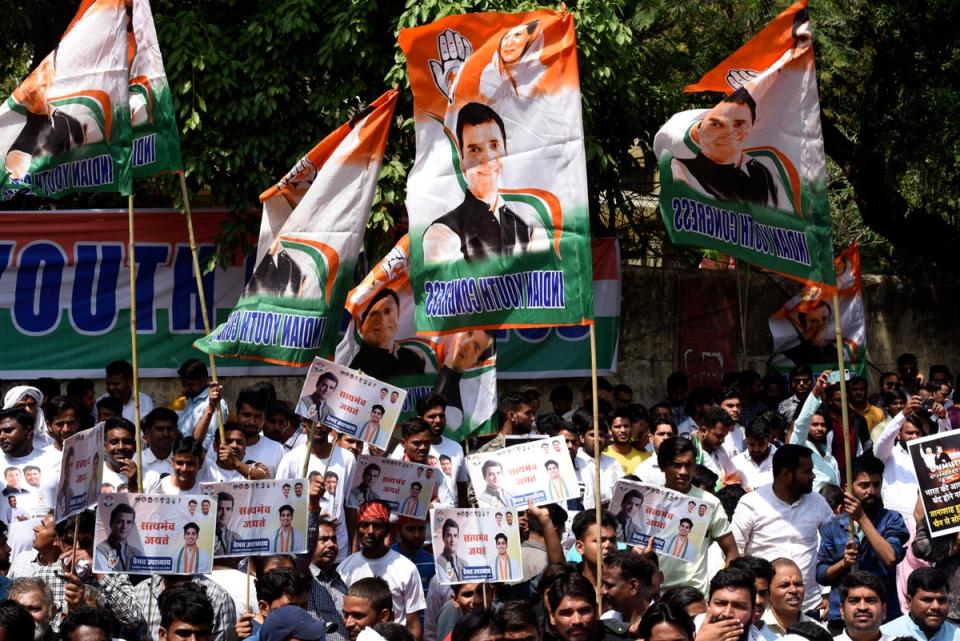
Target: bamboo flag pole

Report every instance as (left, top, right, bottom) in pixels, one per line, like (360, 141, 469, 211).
(178, 173, 226, 445)
(303, 418, 319, 478)
(832, 290, 855, 542)
(589, 323, 603, 612)
(128, 195, 144, 493)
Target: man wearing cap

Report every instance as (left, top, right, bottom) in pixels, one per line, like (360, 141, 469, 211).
(260, 604, 328, 641)
(336, 502, 426, 641)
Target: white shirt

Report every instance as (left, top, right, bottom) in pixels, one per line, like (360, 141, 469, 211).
(677, 416, 697, 437)
(277, 443, 355, 562)
(732, 484, 833, 611)
(575, 448, 624, 508)
(635, 455, 666, 486)
(337, 548, 426, 622)
(208, 568, 258, 617)
(101, 462, 130, 492)
(0, 445, 60, 523)
(141, 448, 173, 479)
(97, 391, 154, 423)
(875, 411, 948, 524)
(699, 439, 738, 482)
(145, 473, 201, 495)
(732, 445, 777, 491)
(723, 423, 746, 458)
(244, 435, 285, 477)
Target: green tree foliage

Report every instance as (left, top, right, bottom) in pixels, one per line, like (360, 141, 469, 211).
(2, 0, 957, 278)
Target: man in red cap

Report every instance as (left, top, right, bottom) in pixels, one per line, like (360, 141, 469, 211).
(336, 501, 426, 641)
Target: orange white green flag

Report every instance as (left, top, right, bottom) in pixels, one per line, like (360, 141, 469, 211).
(195, 89, 398, 366)
(654, 0, 837, 288)
(0, 0, 132, 200)
(398, 10, 594, 334)
(128, 0, 183, 178)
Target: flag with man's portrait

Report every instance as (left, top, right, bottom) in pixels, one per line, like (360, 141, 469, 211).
(335, 235, 498, 443)
(398, 10, 594, 334)
(195, 89, 397, 366)
(654, 0, 836, 287)
(0, 0, 132, 200)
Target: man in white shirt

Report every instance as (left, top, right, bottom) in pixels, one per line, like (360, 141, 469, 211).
(635, 419, 677, 486)
(99, 360, 154, 423)
(337, 501, 425, 640)
(0, 407, 60, 522)
(732, 444, 834, 612)
(694, 407, 739, 485)
(720, 388, 746, 457)
(574, 416, 623, 509)
(144, 437, 205, 495)
(836, 571, 890, 641)
(732, 415, 778, 491)
(235, 388, 284, 477)
(140, 408, 180, 479)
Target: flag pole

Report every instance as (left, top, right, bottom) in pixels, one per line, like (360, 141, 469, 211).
(128, 194, 144, 493)
(735, 262, 750, 371)
(589, 323, 602, 612)
(178, 172, 226, 445)
(302, 418, 318, 478)
(832, 290, 854, 541)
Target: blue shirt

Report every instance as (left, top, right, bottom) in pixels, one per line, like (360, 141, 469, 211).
(391, 542, 436, 595)
(178, 387, 230, 450)
(816, 508, 908, 622)
(881, 615, 960, 641)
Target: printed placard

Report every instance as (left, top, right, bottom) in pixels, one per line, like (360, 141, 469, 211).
(431, 507, 522, 584)
(465, 436, 577, 507)
(908, 430, 960, 538)
(93, 493, 215, 575)
(295, 357, 407, 449)
(608, 480, 716, 564)
(200, 479, 309, 557)
(55, 423, 104, 522)
(346, 456, 438, 519)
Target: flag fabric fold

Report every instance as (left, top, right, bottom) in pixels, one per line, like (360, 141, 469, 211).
(0, 0, 133, 200)
(195, 89, 398, 367)
(398, 10, 594, 335)
(654, 0, 836, 288)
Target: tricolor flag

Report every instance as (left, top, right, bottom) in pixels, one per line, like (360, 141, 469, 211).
(768, 243, 867, 376)
(195, 89, 398, 366)
(128, 0, 183, 177)
(335, 235, 498, 442)
(399, 10, 594, 334)
(0, 0, 133, 200)
(654, 0, 836, 287)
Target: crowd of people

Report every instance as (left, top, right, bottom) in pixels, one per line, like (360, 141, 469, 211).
(0, 352, 956, 641)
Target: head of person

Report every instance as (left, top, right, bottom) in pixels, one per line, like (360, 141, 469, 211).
(306, 517, 337, 569)
(572, 510, 618, 567)
(235, 388, 268, 437)
(499, 392, 535, 435)
(706, 568, 756, 633)
(343, 577, 393, 641)
(658, 437, 696, 492)
(692, 88, 757, 165)
(157, 582, 214, 641)
(906, 567, 949, 635)
(482, 460, 504, 491)
(0, 600, 40, 641)
(44, 396, 81, 446)
(498, 600, 539, 641)
(96, 396, 123, 423)
(761, 373, 786, 406)
(170, 437, 204, 489)
(899, 413, 926, 443)
(104, 360, 134, 402)
(250, 554, 296, 580)
(360, 289, 400, 349)
(788, 366, 814, 397)
(400, 418, 431, 463)
(260, 604, 327, 641)
(719, 388, 742, 424)
(635, 603, 695, 641)
(698, 407, 734, 453)
(452, 611, 504, 641)
(177, 359, 209, 399)
(255, 567, 310, 617)
(602, 550, 656, 617)
(264, 400, 294, 442)
(684, 387, 716, 421)
(451, 583, 493, 616)
(550, 385, 574, 415)
(896, 353, 918, 383)
(416, 393, 447, 439)
(143, 407, 181, 457)
(849, 455, 885, 514)
(547, 573, 598, 641)
(770, 559, 805, 622)
(66, 378, 96, 414)
(729, 556, 774, 629)
(314, 372, 340, 403)
(572, 411, 610, 454)
(619, 490, 644, 520)
(9, 577, 55, 641)
(59, 606, 115, 641)
(276, 504, 295, 528)
(772, 444, 815, 498)
(0, 409, 33, 457)
(408, 482, 422, 499)
(608, 409, 634, 446)
(108, 504, 136, 543)
(549, 421, 580, 462)
(220, 425, 247, 462)
(456, 102, 507, 202)
(650, 419, 677, 452)
(356, 501, 390, 554)
(839, 571, 886, 638)
(659, 586, 707, 619)
(744, 416, 773, 463)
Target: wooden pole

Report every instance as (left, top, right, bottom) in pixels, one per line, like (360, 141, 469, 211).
(128, 195, 144, 493)
(589, 323, 602, 612)
(302, 418, 318, 479)
(178, 173, 226, 445)
(735, 262, 750, 371)
(833, 291, 855, 542)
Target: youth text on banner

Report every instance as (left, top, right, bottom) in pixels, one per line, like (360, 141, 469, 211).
(399, 10, 594, 334)
(195, 90, 397, 366)
(0, 0, 132, 200)
(654, 1, 836, 287)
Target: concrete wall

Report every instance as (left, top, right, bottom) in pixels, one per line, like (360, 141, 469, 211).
(5, 267, 958, 413)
